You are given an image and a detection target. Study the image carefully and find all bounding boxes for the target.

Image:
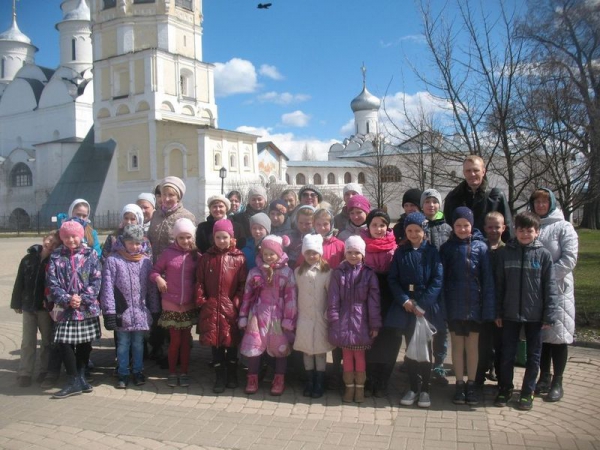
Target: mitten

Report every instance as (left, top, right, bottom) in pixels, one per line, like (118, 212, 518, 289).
(103, 314, 117, 331)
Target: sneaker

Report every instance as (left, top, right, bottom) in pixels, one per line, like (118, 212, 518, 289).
(432, 366, 449, 386)
(494, 389, 513, 407)
(18, 376, 32, 387)
(400, 390, 418, 406)
(116, 376, 129, 389)
(167, 374, 178, 387)
(418, 391, 431, 408)
(133, 373, 146, 386)
(518, 393, 534, 411)
(466, 381, 479, 405)
(179, 374, 190, 387)
(453, 381, 466, 405)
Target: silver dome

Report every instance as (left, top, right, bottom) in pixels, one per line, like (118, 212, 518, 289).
(350, 85, 381, 112)
(0, 18, 32, 45)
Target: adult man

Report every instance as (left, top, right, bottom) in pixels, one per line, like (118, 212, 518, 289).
(443, 155, 512, 241)
(136, 193, 156, 233)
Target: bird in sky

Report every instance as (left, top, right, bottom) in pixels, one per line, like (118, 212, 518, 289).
(257, 3, 272, 9)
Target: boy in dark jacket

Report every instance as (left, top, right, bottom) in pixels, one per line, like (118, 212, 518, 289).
(494, 212, 558, 411)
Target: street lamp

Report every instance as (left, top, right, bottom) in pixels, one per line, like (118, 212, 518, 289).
(219, 166, 227, 194)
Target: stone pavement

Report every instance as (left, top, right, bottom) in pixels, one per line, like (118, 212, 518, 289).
(0, 237, 599, 450)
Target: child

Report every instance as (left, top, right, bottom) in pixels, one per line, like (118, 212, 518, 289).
(294, 234, 333, 398)
(338, 195, 371, 242)
(150, 218, 199, 388)
(101, 203, 147, 261)
(58, 198, 102, 255)
(392, 189, 423, 243)
(440, 207, 495, 405)
(296, 208, 345, 269)
(241, 212, 270, 270)
(238, 235, 297, 396)
(100, 225, 159, 389)
(11, 231, 61, 387)
(196, 219, 248, 393)
(269, 199, 292, 237)
(494, 212, 558, 411)
(387, 212, 443, 408)
(46, 220, 102, 399)
(328, 236, 381, 403)
(287, 205, 315, 268)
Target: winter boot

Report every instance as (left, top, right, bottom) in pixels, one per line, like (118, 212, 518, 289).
(245, 374, 259, 394)
(79, 367, 93, 393)
(270, 374, 285, 396)
(312, 371, 326, 399)
(465, 380, 479, 405)
(226, 361, 239, 389)
(546, 375, 563, 402)
(342, 372, 355, 403)
(52, 376, 83, 399)
(303, 370, 314, 397)
(354, 371, 367, 403)
(213, 364, 226, 394)
(535, 372, 552, 395)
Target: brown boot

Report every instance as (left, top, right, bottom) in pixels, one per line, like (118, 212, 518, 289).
(342, 372, 355, 403)
(354, 372, 367, 403)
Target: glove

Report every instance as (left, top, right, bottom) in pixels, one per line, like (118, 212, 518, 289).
(104, 314, 117, 331)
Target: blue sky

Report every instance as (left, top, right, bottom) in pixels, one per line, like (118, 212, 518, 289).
(1, 0, 520, 160)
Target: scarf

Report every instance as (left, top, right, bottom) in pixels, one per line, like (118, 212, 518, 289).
(118, 249, 145, 262)
(362, 230, 396, 253)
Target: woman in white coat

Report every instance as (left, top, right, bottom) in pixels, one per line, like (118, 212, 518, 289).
(530, 188, 579, 402)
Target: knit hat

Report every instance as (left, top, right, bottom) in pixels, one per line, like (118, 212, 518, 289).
(67, 198, 91, 219)
(404, 212, 428, 231)
(121, 203, 144, 227)
(248, 185, 268, 202)
(452, 206, 474, 227)
(122, 224, 145, 243)
(346, 194, 371, 215)
(250, 212, 272, 234)
(298, 184, 323, 203)
(171, 217, 196, 237)
(137, 193, 156, 208)
(302, 234, 324, 256)
(343, 183, 363, 196)
(420, 188, 442, 209)
(161, 176, 186, 199)
(269, 199, 288, 215)
(59, 220, 85, 241)
(213, 219, 234, 237)
(402, 188, 423, 209)
(207, 194, 231, 212)
(366, 209, 391, 228)
(261, 234, 290, 258)
(345, 235, 366, 256)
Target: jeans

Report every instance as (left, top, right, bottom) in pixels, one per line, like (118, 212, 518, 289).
(500, 321, 542, 395)
(117, 331, 145, 376)
(19, 310, 53, 377)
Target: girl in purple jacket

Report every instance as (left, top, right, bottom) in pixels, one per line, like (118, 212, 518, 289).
(327, 235, 381, 403)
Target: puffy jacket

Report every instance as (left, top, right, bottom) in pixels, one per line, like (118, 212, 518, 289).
(150, 243, 198, 313)
(327, 261, 382, 348)
(337, 221, 366, 242)
(45, 244, 102, 321)
(195, 215, 245, 254)
(427, 213, 453, 250)
(102, 232, 152, 263)
(100, 244, 160, 331)
(147, 204, 196, 262)
(11, 245, 51, 312)
(386, 240, 444, 331)
(294, 266, 334, 355)
(495, 238, 558, 325)
(196, 245, 247, 348)
(295, 233, 345, 270)
(440, 230, 496, 323)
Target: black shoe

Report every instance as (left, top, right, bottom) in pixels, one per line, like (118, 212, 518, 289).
(116, 375, 129, 389)
(303, 370, 314, 397)
(494, 388, 513, 407)
(36, 372, 47, 384)
(432, 366, 449, 386)
(18, 376, 32, 387)
(326, 373, 341, 391)
(158, 356, 169, 370)
(52, 376, 83, 399)
(466, 381, 479, 405)
(133, 373, 146, 386)
(546, 376, 563, 402)
(79, 368, 93, 393)
(312, 371, 325, 399)
(453, 381, 466, 405)
(518, 392, 534, 411)
(213, 364, 226, 394)
(535, 372, 551, 395)
(226, 361, 239, 389)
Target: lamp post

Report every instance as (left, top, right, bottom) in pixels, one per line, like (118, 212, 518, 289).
(219, 166, 227, 194)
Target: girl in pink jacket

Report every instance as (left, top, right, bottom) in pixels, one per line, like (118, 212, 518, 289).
(150, 218, 199, 388)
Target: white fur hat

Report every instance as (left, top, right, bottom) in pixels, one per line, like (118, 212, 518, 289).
(345, 235, 366, 256)
(302, 234, 324, 256)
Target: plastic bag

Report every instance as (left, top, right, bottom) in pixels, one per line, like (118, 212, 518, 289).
(406, 315, 437, 362)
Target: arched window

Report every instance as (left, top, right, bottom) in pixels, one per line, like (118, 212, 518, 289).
(230, 154, 237, 168)
(11, 163, 32, 187)
(313, 173, 322, 185)
(296, 173, 306, 185)
(71, 39, 77, 61)
(358, 172, 366, 184)
(9, 208, 30, 230)
(214, 152, 221, 167)
(243, 154, 250, 167)
(344, 172, 352, 183)
(286, 173, 290, 184)
(381, 166, 402, 183)
(327, 173, 336, 184)
(180, 69, 193, 98)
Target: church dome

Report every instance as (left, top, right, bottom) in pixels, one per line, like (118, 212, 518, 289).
(350, 85, 381, 112)
(0, 18, 32, 45)
(63, 0, 90, 21)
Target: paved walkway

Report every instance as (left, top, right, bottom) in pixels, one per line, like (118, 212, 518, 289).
(0, 237, 599, 450)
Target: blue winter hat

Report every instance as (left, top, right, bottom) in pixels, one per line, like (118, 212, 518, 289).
(404, 212, 428, 231)
(452, 206, 474, 227)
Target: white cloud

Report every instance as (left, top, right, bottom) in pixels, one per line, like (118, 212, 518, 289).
(281, 110, 311, 128)
(257, 91, 311, 105)
(259, 64, 284, 80)
(213, 58, 258, 97)
(380, 34, 426, 48)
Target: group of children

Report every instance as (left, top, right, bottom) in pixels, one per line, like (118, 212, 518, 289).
(12, 185, 559, 412)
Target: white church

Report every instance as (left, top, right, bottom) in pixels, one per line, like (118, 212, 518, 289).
(0, 0, 262, 228)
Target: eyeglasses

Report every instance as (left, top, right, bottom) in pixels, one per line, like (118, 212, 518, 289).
(302, 192, 318, 198)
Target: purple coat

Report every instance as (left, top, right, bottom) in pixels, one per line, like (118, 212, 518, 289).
(100, 243, 160, 331)
(327, 261, 382, 348)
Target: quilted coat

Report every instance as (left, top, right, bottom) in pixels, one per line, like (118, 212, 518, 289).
(11, 245, 50, 312)
(196, 245, 248, 348)
(147, 204, 196, 262)
(427, 212, 453, 250)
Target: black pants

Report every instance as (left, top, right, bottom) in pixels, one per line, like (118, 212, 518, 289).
(539, 343, 568, 376)
(59, 342, 92, 377)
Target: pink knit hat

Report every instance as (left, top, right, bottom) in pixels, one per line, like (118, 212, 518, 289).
(346, 194, 371, 215)
(171, 218, 196, 238)
(261, 234, 290, 258)
(213, 219, 234, 237)
(59, 220, 84, 241)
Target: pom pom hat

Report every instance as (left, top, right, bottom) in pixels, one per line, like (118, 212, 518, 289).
(59, 220, 85, 241)
(345, 235, 366, 256)
(261, 234, 290, 258)
(213, 219, 234, 237)
(302, 234, 324, 256)
(171, 218, 196, 238)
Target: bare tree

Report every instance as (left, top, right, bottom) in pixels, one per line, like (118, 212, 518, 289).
(301, 144, 316, 161)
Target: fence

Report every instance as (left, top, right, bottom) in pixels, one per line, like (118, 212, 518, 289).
(0, 212, 123, 235)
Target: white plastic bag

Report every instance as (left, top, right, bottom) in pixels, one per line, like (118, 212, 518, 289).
(406, 315, 437, 362)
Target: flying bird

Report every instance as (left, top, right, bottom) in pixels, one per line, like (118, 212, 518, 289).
(257, 3, 272, 9)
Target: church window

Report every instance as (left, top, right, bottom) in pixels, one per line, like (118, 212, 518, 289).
(366, 122, 370, 134)
(11, 163, 33, 187)
(358, 172, 366, 184)
(296, 173, 306, 185)
(327, 173, 335, 184)
(344, 172, 352, 183)
(286, 174, 290, 184)
(1, 58, 5, 78)
(175, 0, 193, 11)
(214, 152, 221, 168)
(381, 166, 402, 183)
(230, 154, 237, 169)
(243, 154, 250, 168)
(313, 173, 322, 185)
(180, 69, 193, 99)
(103, 0, 116, 9)
(71, 39, 77, 61)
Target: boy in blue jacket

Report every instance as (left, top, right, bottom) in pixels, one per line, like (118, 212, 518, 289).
(494, 212, 558, 411)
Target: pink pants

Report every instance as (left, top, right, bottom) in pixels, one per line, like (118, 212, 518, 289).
(342, 348, 366, 372)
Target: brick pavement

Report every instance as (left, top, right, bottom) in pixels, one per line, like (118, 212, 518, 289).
(0, 237, 599, 450)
